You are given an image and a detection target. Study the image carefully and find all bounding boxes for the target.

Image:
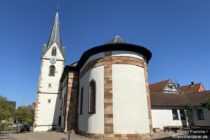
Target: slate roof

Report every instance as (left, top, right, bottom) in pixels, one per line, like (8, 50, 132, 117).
(47, 12, 61, 48)
(60, 36, 152, 82)
(76, 39, 152, 69)
(42, 12, 65, 58)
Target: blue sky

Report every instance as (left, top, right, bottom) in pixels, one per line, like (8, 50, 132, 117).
(0, 0, 210, 107)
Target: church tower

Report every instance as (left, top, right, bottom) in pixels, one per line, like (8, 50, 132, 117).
(34, 12, 65, 131)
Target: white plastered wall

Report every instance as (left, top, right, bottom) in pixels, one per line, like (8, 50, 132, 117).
(39, 60, 64, 93)
(34, 94, 60, 128)
(34, 43, 64, 131)
(112, 64, 150, 134)
(78, 66, 104, 134)
(42, 42, 64, 60)
(112, 51, 144, 60)
(151, 108, 185, 129)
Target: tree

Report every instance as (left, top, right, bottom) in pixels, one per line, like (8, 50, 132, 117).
(15, 105, 34, 126)
(201, 98, 210, 110)
(0, 96, 15, 131)
(185, 103, 194, 128)
(0, 96, 15, 121)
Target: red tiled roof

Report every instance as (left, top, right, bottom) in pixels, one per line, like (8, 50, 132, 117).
(150, 91, 210, 107)
(179, 83, 205, 93)
(151, 92, 188, 107)
(149, 80, 170, 93)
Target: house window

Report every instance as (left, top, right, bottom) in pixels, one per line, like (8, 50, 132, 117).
(49, 65, 55, 76)
(172, 109, 179, 120)
(80, 87, 84, 115)
(168, 84, 174, 89)
(48, 83, 52, 88)
(197, 109, 204, 120)
(180, 109, 186, 120)
(51, 47, 57, 56)
(48, 99, 51, 103)
(89, 80, 96, 114)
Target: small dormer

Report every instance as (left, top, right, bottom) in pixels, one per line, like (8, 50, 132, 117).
(150, 80, 180, 94)
(163, 80, 180, 93)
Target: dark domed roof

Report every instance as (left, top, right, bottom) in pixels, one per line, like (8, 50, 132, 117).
(60, 36, 152, 82)
(77, 36, 152, 69)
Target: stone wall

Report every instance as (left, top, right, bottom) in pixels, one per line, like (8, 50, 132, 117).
(64, 71, 78, 132)
(76, 51, 152, 139)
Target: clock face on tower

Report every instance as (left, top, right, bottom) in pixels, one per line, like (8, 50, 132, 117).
(50, 57, 57, 64)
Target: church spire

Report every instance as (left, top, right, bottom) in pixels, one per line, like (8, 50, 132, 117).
(47, 11, 61, 48)
(42, 11, 65, 58)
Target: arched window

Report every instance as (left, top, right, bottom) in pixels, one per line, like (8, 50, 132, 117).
(49, 65, 55, 76)
(51, 47, 57, 56)
(89, 80, 96, 114)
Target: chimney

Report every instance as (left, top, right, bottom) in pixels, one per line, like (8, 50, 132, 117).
(176, 83, 180, 87)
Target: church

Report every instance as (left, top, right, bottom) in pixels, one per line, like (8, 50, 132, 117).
(33, 12, 210, 139)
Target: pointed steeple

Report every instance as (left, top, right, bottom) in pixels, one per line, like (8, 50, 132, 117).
(47, 12, 61, 48)
(42, 11, 65, 58)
